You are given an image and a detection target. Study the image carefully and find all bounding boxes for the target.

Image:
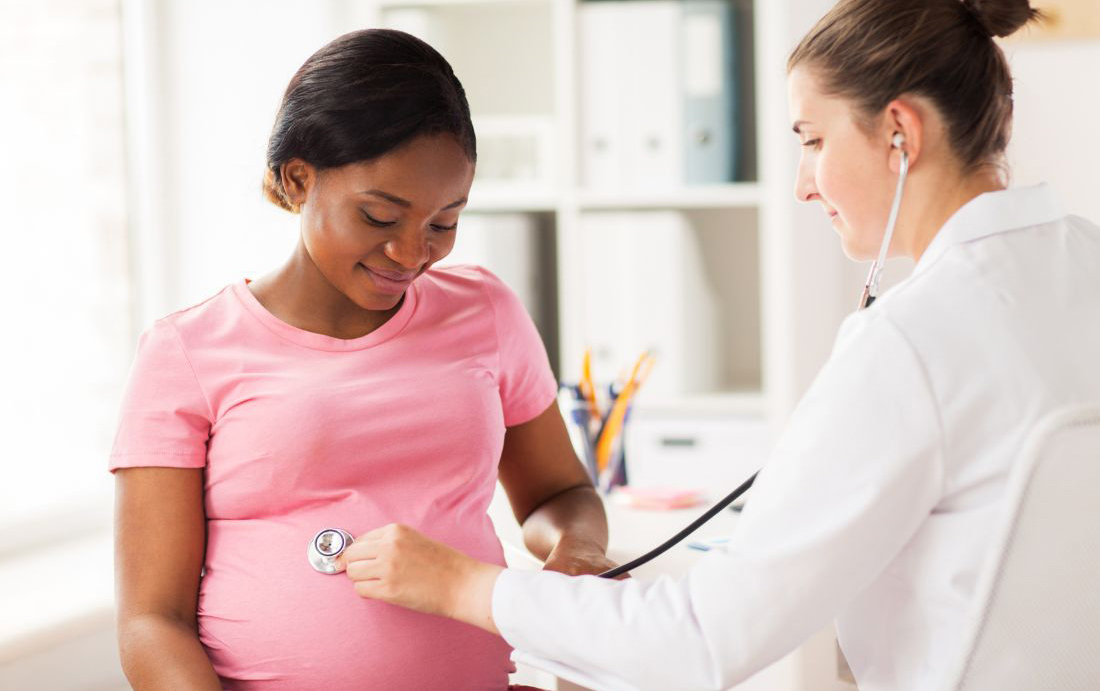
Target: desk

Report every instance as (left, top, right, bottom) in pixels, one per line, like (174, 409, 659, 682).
(488, 486, 811, 691)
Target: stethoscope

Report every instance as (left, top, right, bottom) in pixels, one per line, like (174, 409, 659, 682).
(307, 528, 355, 574)
(308, 134, 910, 579)
(858, 132, 910, 311)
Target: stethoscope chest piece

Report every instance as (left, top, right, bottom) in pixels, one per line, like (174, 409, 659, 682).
(307, 528, 355, 574)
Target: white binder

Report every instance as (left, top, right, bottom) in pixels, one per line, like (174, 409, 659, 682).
(578, 1, 684, 189)
(619, 1, 683, 189)
(439, 213, 543, 320)
(578, 2, 626, 189)
(578, 210, 720, 398)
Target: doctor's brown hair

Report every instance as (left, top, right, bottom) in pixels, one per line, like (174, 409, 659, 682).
(262, 29, 476, 213)
(788, 0, 1041, 171)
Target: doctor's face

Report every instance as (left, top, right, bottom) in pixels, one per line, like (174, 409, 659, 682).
(293, 133, 474, 312)
(788, 67, 898, 261)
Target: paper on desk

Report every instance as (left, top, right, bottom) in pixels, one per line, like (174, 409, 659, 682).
(512, 650, 642, 691)
(611, 486, 706, 510)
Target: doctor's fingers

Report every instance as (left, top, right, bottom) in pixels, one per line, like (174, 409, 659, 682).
(343, 525, 456, 578)
(341, 522, 413, 561)
(342, 543, 408, 583)
(345, 550, 450, 615)
(347, 560, 405, 604)
(344, 554, 383, 582)
(344, 552, 414, 601)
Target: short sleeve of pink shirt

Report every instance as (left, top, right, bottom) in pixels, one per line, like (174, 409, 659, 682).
(482, 268, 558, 427)
(109, 264, 558, 691)
(110, 319, 212, 467)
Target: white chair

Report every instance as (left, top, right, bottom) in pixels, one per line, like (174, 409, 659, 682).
(942, 403, 1100, 691)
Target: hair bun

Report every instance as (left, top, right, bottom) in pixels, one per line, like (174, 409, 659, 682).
(961, 0, 1041, 38)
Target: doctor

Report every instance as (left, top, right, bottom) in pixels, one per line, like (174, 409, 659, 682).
(341, 0, 1100, 689)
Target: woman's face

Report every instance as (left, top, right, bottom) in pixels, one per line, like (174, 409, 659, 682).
(296, 133, 475, 312)
(788, 67, 897, 261)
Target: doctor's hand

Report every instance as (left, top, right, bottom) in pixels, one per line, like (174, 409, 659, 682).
(342, 523, 503, 635)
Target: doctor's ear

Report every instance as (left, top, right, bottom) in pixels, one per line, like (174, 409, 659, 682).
(882, 98, 924, 173)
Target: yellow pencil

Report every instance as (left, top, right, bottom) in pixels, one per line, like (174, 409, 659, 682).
(595, 352, 655, 474)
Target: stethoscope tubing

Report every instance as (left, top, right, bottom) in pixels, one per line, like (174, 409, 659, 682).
(598, 471, 758, 578)
(861, 149, 910, 309)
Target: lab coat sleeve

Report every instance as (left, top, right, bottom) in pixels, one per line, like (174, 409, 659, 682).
(492, 311, 945, 691)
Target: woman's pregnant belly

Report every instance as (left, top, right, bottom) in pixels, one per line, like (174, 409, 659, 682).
(197, 517, 512, 691)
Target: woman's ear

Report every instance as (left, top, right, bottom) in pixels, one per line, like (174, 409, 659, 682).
(281, 158, 316, 208)
(884, 98, 924, 173)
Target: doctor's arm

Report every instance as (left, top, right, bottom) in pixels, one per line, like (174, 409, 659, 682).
(114, 467, 222, 691)
(497, 400, 617, 577)
(347, 313, 946, 690)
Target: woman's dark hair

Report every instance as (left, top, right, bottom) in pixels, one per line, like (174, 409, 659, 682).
(263, 29, 476, 213)
(788, 0, 1041, 171)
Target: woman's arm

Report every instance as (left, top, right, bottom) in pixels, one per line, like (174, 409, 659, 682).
(114, 467, 222, 691)
(496, 401, 617, 576)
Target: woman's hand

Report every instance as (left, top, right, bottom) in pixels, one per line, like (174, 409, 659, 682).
(497, 404, 617, 577)
(342, 524, 503, 634)
(542, 535, 625, 578)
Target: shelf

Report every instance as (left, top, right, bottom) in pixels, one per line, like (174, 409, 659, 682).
(630, 390, 768, 418)
(566, 207, 761, 401)
(377, 0, 545, 8)
(575, 183, 762, 210)
(465, 186, 558, 213)
(465, 183, 764, 213)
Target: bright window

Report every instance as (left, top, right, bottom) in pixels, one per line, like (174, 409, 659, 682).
(0, 0, 131, 532)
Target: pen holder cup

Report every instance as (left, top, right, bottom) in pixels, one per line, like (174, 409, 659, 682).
(557, 382, 631, 493)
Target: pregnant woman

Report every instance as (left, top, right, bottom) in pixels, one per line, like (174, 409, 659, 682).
(110, 29, 614, 691)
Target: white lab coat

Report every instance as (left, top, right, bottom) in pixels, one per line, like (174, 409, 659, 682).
(491, 184, 1100, 691)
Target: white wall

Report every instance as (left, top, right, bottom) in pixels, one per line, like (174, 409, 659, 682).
(1007, 39, 1100, 222)
(141, 0, 341, 315)
(759, 0, 854, 422)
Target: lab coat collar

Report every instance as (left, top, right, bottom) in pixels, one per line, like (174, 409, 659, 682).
(914, 183, 1063, 275)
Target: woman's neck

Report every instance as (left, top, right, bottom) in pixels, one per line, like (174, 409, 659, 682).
(250, 241, 399, 339)
(904, 165, 1006, 262)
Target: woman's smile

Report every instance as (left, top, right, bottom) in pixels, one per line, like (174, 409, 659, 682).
(360, 263, 416, 294)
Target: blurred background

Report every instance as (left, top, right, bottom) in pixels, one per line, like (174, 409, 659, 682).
(1, 0, 1096, 688)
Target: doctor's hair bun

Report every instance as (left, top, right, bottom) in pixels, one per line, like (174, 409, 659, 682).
(960, 0, 1042, 38)
(788, 0, 1043, 172)
(263, 29, 475, 214)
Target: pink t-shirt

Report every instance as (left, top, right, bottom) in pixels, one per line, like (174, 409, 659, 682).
(109, 265, 558, 691)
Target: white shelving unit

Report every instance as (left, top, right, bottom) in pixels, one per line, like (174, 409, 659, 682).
(341, 0, 772, 411)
